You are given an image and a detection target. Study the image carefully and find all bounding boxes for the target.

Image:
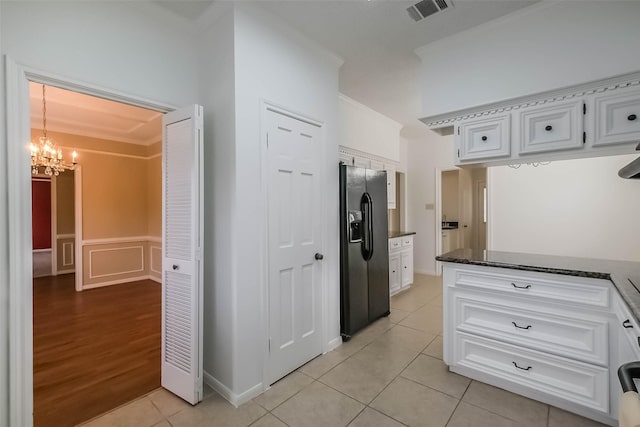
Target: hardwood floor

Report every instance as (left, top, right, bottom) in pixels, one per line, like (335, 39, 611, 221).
(33, 275, 161, 427)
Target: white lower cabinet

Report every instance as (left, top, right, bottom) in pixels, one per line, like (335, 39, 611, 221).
(442, 263, 627, 426)
(389, 235, 413, 296)
(389, 254, 401, 295)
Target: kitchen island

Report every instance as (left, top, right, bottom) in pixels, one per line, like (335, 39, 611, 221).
(437, 249, 640, 426)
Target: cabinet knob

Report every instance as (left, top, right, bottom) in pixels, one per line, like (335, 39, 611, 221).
(172, 264, 179, 270)
(481, 136, 487, 141)
(545, 125, 553, 131)
(315, 253, 324, 261)
(392, 270, 396, 273)
(628, 114, 637, 121)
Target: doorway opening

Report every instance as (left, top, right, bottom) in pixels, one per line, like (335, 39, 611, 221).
(29, 82, 163, 426)
(436, 167, 487, 274)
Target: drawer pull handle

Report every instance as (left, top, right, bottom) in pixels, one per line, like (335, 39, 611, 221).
(512, 362, 532, 371)
(481, 136, 488, 141)
(628, 114, 637, 121)
(511, 283, 531, 290)
(623, 319, 634, 329)
(545, 125, 553, 131)
(512, 321, 532, 330)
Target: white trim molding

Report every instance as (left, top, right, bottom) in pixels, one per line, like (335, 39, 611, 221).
(421, 69, 640, 130)
(83, 235, 158, 245)
(88, 245, 145, 279)
(150, 246, 162, 275)
(203, 371, 263, 408)
(83, 276, 152, 290)
(62, 242, 74, 267)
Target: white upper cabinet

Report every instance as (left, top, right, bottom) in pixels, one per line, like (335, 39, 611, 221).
(518, 99, 585, 155)
(593, 87, 640, 147)
(385, 164, 396, 209)
(430, 71, 640, 167)
(456, 115, 510, 163)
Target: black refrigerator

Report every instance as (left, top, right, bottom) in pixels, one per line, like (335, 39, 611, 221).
(339, 164, 390, 341)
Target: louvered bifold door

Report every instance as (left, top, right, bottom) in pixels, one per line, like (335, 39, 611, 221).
(161, 105, 204, 405)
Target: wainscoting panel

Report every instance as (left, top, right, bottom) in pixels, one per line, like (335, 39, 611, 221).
(56, 235, 76, 273)
(81, 238, 161, 288)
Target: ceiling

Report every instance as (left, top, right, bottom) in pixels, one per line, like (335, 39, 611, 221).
(29, 82, 162, 146)
(157, 0, 537, 138)
(32, 1, 538, 144)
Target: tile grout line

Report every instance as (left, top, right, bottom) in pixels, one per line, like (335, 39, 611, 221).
(443, 380, 471, 427)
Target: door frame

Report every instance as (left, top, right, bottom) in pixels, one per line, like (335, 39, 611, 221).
(259, 100, 328, 389)
(5, 56, 176, 426)
(434, 167, 459, 275)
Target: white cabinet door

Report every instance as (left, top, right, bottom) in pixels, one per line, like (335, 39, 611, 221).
(162, 105, 204, 405)
(593, 87, 640, 146)
(339, 152, 353, 166)
(353, 156, 370, 168)
(389, 253, 401, 295)
(401, 250, 413, 288)
(370, 159, 384, 170)
(442, 231, 450, 254)
(518, 99, 584, 154)
(386, 166, 396, 209)
(457, 114, 511, 162)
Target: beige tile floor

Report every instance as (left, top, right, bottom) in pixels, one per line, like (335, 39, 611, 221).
(80, 274, 607, 427)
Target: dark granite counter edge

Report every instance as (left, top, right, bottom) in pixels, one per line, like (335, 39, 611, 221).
(388, 231, 416, 239)
(436, 253, 640, 325)
(435, 255, 612, 280)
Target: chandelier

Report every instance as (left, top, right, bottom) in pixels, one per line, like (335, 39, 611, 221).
(30, 84, 77, 176)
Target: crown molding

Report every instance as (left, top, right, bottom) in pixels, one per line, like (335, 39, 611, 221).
(420, 70, 640, 130)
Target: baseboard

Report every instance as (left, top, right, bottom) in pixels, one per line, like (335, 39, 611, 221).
(149, 275, 161, 284)
(203, 371, 264, 407)
(326, 336, 342, 352)
(56, 269, 75, 275)
(83, 275, 154, 290)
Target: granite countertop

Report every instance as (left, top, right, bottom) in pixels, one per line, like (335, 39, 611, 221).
(436, 248, 640, 322)
(388, 231, 416, 239)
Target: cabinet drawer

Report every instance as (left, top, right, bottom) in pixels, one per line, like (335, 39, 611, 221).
(593, 88, 640, 147)
(453, 293, 608, 365)
(518, 99, 584, 154)
(389, 238, 402, 251)
(453, 267, 610, 309)
(454, 332, 609, 414)
(458, 115, 511, 161)
(401, 236, 413, 247)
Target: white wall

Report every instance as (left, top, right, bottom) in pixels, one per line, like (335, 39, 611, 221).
(489, 154, 640, 262)
(339, 94, 402, 162)
(417, 1, 640, 118)
(199, 10, 236, 394)
(405, 133, 456, 275)
(0, 3, 200, 424)
(0, 4, 8, 425)
(230, 3, 342, 397)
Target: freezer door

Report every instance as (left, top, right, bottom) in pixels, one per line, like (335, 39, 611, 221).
(365, 169, 390, 321)
(340, 165, 369, 337)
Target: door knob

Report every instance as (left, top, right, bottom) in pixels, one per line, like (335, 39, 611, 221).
(315, 253, 324, 261)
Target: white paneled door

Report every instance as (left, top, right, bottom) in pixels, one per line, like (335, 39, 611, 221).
(266, 108, 323, 385)
(162, 105, 204, 405)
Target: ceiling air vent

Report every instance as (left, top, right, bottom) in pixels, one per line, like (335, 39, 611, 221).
(407, 0, 452, 22)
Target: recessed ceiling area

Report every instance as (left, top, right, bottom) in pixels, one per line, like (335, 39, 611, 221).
(29, 83, 162, 146)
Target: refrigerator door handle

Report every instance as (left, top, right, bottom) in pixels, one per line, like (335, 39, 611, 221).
(361, 192, 374, 261)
